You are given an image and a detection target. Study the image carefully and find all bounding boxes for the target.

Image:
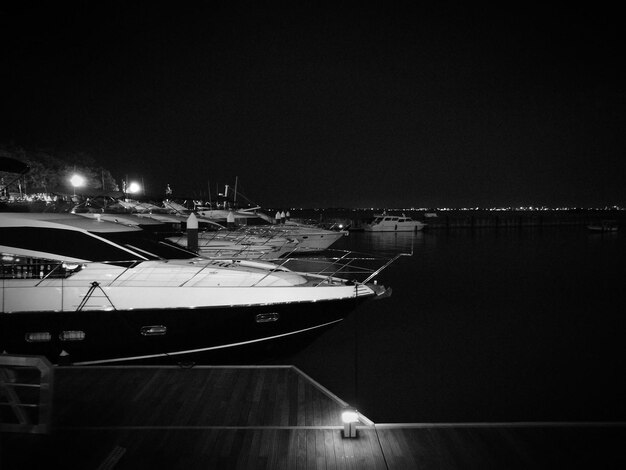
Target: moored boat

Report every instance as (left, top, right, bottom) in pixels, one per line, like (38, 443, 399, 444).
(194, 207, 348, 251)
(363, 213, 426, 232)
(0, 212, 391, 365)
(166, 230, 302, 259)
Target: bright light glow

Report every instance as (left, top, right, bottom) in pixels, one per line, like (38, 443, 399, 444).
(341, 410, 359, 424)
(70, 174, 85, 188)
(127, 181, 142, 194)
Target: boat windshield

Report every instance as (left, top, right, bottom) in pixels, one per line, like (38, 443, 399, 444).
(0, 226, 197, 263)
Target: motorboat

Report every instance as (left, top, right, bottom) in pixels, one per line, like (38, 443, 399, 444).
(194, 207, 348, 251)
(364, 213, 426, 232)
(0, 212, 391, 365)
(268, 218, 348, 250)
(166, 230, 302, 260)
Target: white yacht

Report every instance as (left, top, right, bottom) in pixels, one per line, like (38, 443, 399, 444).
(0, 212, 390, 365)
(364, 213, 426, 232)
(166, 230, 302, 260)
(195, 207, 348, 251)
(165, 185, 348, 252)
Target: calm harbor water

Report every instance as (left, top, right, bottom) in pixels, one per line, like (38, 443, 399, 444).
(276, 226, 625, 423)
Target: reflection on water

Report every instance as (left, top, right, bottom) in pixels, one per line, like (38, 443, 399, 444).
(351, 231, 424, 255)
(334, 231, 439, 259)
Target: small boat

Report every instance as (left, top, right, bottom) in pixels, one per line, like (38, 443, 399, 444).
(363, 213, 426, 232)
(587, 220, 619, 232)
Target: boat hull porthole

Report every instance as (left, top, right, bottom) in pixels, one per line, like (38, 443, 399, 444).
(25, 332, 52, 343)
(255, 312, 280, 323)
(59, 330, 86, 341)
(140, 325, 168, 336)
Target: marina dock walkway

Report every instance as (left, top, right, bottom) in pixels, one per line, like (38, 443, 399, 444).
(1, 365, 624, 469)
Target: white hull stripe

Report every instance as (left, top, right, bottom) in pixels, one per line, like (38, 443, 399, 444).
(72, 318, 344, 365)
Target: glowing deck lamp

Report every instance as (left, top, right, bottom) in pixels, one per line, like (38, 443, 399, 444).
(70, 174, 85, 195)
(341, 408, 360, 438)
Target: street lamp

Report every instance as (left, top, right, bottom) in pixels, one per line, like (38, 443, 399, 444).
(127, 181, 142, 195)
(70, 174, 85, 196)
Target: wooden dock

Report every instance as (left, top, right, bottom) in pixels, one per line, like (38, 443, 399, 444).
(1, 365, 624, 469)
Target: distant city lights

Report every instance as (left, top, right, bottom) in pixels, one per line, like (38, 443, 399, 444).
(350, 205, 624, 212)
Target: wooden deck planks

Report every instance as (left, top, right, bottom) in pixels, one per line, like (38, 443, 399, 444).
(1, 365, 625, 469)
(48, 365, 348, 428)
(374, 425, 626, 469)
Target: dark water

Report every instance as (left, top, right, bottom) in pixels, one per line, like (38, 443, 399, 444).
(276, 227, 626, 423)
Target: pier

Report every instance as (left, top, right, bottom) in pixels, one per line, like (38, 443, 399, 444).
(1, 362, 624, 469)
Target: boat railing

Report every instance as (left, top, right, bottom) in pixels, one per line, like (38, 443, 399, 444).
(4, 248, 404, 289)
(196, 227, 297, 246)
(262, 248, 408, 285)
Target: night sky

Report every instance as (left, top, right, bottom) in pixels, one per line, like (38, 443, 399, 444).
(1, 3, 625, 208)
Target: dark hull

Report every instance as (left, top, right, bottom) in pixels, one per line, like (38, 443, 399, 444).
(0, 297, 366, 365)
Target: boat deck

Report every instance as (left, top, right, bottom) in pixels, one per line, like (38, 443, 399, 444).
(1, 365, 624, 469)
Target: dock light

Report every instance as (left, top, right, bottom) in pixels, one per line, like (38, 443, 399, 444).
(127, 181, 142, 194)
(341, 408, 359, 438)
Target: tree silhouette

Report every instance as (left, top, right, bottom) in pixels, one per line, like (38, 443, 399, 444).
(0, 144, 119, 194)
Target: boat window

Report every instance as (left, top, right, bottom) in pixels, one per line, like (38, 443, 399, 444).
(0, 226, 199, 262)
(0, 227, 141, 262)
(372, 218, 383, 223)
(1, 253, 79, 280)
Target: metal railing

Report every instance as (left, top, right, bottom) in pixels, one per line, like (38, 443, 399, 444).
(0, 354, 54, 434)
